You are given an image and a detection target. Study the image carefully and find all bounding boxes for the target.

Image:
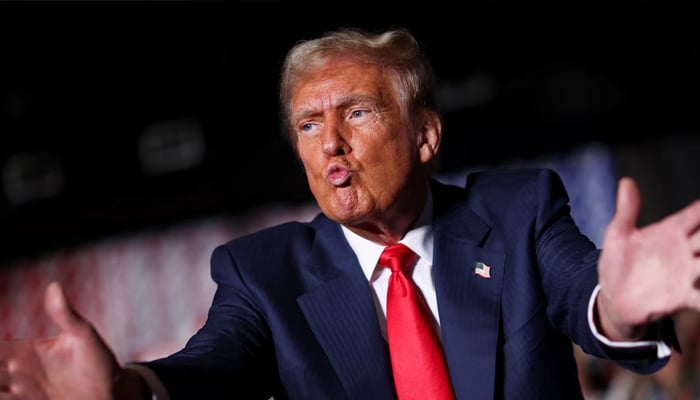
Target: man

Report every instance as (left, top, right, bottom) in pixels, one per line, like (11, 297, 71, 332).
(1, 27, 700, 400)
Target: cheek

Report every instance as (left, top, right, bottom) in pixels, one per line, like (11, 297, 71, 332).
(378, 136, 418, 166)
(297, 146, 318, 171)
(298, 153, 327, 194)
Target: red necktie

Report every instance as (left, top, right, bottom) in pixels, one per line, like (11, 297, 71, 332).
(379, 243, 455, 400)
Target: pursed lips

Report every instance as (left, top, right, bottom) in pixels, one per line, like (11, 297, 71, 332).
(325, 163, 352, 187)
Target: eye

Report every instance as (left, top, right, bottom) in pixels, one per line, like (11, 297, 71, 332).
(298, 121, 320, 136)
(349, 109, 369, 119)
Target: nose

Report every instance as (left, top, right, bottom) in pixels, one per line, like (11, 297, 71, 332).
(321, 119, 350, 157)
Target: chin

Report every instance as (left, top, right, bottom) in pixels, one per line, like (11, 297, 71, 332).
(324, 209, 357, 225)
(322, 202, 366, 225)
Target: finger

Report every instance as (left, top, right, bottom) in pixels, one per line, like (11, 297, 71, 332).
(689, 229, 700, 254)
(673, 198, 700, 234)
(687, 284, 700, 312)
(6, 361, 47, 400)
(689, 259, 700, 293)
(0, 343, 22, 372)
(44, 281, 84, 335)
(608, 176, 642, 235)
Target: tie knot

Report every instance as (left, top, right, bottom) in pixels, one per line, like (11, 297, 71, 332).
(379, 243, 417, 273)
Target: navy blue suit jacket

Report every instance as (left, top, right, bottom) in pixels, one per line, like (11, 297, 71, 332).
(143, 168, 671, 399)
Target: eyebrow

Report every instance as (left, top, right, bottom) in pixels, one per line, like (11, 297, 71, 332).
(292, 94, 379, 123)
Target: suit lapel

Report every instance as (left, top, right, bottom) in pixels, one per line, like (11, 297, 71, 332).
(431, 180, 505, 400)
(296, 181, 505, 399)
(297, 216, 396, 399)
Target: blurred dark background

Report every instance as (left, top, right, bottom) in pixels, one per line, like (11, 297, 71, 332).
(1, 1, 699, 264)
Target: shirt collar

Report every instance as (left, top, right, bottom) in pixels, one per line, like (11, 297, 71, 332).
(341, 188, 434, 282)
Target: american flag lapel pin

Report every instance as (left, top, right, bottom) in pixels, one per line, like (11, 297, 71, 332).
(474, 261, 491, 279)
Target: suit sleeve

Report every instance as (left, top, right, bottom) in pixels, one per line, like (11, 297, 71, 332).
(137, 244, 277, 400)
(531, 168, 673, 374)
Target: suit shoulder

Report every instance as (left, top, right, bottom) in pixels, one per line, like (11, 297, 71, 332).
(464, 167, 566, 194)
(457, 167, 570, 217)
(222, 216, 321, 252)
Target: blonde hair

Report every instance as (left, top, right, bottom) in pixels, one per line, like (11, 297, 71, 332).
(279, 27, 437, 144)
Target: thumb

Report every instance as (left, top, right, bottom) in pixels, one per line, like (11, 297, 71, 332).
(609, 176, 642, 235)
(44, 281, 84, 334)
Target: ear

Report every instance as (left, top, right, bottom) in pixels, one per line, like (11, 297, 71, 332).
(416, 110, 442, 164)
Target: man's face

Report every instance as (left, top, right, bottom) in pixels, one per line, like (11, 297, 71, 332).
(290, 58, 429, 231)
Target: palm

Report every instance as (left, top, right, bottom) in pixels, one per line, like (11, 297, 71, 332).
(598, 177, 700, 337)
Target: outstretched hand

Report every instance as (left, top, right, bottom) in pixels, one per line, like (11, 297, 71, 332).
(597, 176, 700, 342)
(0, 281, 123, 400)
